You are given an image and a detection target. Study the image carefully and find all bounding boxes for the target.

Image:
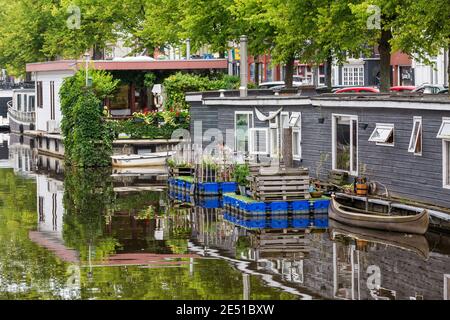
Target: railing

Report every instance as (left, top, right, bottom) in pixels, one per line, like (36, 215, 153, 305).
(8, 103, 35, 124)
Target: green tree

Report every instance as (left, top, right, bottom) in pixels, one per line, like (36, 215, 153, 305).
(392, 0, 450, 89)
(0, 0, 55, 75)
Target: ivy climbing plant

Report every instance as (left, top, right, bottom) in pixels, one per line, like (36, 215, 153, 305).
(60, 69, 119, 167)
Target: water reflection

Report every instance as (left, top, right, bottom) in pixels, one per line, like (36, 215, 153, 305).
(1, 136, 450, 300)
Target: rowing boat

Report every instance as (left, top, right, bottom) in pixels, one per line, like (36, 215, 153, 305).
(111, 151, 175, 167)
(329, 219, 429, 259)
(329, 195, 429, 235)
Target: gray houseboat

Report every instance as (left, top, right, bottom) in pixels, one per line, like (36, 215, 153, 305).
(186, 91, 450, 213)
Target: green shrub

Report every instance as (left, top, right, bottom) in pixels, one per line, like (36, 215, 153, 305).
(60, 69, 119, 167)
(163, 72, 255, 110)
(232, 164, 250, 187)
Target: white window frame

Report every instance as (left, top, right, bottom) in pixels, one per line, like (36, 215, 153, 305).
(269, 111, 278, 129)
(292, 128, 302, 161)
(269, 112, 279, 158)
(332, 114, 358, 176)
(291, 113, 302, 160)
(408, 117, 422, 156)
(234, 111, 254, 153)
(249, 128, 270, 155)
(369, 123, 395, 147)
(443, 139, 450, 190)
(342, 66, 364, 86)
(444, 274, 450, 300)
(437, 117, 450, 139)
(280, 111, 290, 150)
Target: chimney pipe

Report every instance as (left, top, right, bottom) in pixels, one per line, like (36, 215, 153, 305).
(239, 35, 248, 97)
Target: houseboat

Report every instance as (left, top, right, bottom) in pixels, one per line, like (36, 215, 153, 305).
(186, 90, 450, 226)
(0, 89, 13, 131)
(25, 59, 228, 158)
(8, 88, 36, 133)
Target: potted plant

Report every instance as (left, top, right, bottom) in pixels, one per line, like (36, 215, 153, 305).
(233, 164, 250, 195)
(355, 163, 369, 196)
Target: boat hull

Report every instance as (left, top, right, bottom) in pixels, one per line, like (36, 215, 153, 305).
(329, 197, 429, 235)
(329, 219, 429, 259)
(111, 152, 173, 168)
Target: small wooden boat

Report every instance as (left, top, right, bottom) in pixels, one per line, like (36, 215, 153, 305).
(111, 151, 175, 167)
(329, 195, 429, 235)
(111, 166, 167, 175)
(329, 220, 429, 259)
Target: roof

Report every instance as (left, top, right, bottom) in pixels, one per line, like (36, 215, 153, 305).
(26, 59, 228, 73)
(186, 89, 450, 110)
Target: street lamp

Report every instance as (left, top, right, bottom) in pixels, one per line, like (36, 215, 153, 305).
(83, 52, 91, 87)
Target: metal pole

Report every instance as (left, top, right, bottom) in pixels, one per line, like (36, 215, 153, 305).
(84, 53, 90, 87)
(239, 35, 248, 98)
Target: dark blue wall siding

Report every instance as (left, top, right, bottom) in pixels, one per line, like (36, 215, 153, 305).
(189, 100, 450, 208)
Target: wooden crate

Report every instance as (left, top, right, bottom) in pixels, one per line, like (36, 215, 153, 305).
(170, 167, 195, 178)
(250, 168, 310, 201)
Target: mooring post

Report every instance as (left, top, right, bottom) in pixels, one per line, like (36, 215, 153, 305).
(282, 128, 293, 168)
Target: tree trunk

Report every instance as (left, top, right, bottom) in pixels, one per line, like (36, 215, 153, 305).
(92, 44, 104, 60)
(254, 55, 260, 85)
(285, 56, 295, 89)
(326, 52, 333, 90)
(378, 28, 392, 93)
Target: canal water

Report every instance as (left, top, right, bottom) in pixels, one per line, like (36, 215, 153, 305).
(1, 133, 450, 300)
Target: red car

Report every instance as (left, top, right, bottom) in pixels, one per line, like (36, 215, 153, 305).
(390, 86, 416, 92)
(334, 87, 380, 94)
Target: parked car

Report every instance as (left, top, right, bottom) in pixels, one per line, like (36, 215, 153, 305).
(334, 87, 380, 94)
(258, 81, 302, 89)
(412, 84, 446, 94)
(390, 86, 416, 92)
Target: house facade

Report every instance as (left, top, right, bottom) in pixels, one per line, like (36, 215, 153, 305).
(187, 91, 450, 210)
(25, 59, 229, 157)
(413, 49, 449, 87)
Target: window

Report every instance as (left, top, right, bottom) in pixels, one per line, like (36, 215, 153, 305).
(23, 94, 27, 111)
(437, 118, 450, 189)
(36, 81, 43, 108)
(235, 111, 254, 153)
(280, 112, 290, 150)
(269, 112, 279, 157)
(369, 124, 394, 146)
(291, 113, 302, 160)
(55, 139, 59, 152)
(333, 114, 358, 175)
(17, 94, 22, 111)
(437, 118, 450, 139)
(408, 117, 422, 155)
(292, 129, 301, 160)
(443, 140, 450, 189)
(249, 128, 269, 155)
(50, 81, 55, 120)
(29, 96, 35, 111)
(342, 66, 364, 86)
(38, 197, 44, 222)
